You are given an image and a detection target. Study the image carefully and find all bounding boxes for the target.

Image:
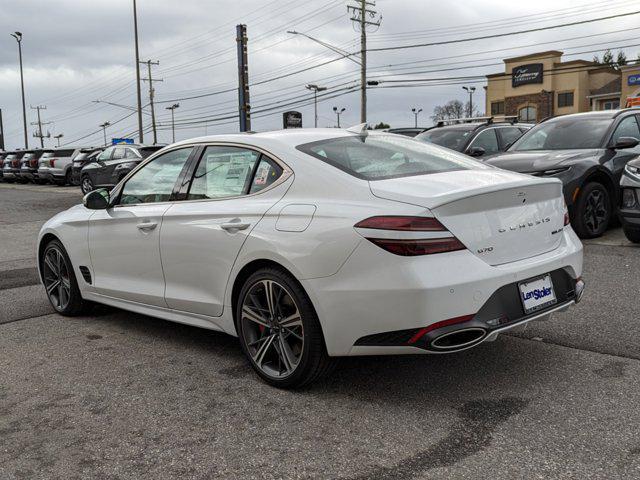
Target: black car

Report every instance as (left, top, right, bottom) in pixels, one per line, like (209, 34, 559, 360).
(619, 158, 640, 243)
(80, 144, 164, 194)
(70, 147, 104, 186)
(486, 109, 640, 239)
(19, 149, 51, 183)
(415, 117, 531, 158)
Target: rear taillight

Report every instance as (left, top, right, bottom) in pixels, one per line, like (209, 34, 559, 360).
(12, 160, 19, 168)
(355, 216, 447, 231)
(49, 158, 56, 168)
(30, 159, 37, 167)
(355, 216, 466, 256)
(563, 203, 570, 226)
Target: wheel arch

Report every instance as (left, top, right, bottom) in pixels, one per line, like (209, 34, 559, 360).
(581, 167, 616, 206)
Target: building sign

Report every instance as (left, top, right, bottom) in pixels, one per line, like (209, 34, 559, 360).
(112, 138, 134, 145)
(512, 63, 544, 88)
(283, 111, 302, 129)
(628, 74, 640, 86)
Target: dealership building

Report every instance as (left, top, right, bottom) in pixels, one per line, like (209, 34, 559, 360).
(485, 50, 640, 123)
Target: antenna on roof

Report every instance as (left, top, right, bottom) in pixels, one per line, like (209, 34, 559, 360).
(346, 123, 369, 136)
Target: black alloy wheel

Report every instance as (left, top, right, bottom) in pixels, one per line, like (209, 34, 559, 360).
(41, 240, 89, 316)
(573, 182, 611, 239)
(236, 267, 335, 388)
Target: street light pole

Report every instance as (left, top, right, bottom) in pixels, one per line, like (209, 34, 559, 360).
(333, 106, 345, 128)
(411, 107, 423, 128)
(10, 32, 28, 149)
(305, 84, 327, 128)
(99, 122, 111, 147)
(54, 133, 64, 147)
(165, 103, 179, 143)
(462, 86, 476, 118)
(133, 0, 144, 143)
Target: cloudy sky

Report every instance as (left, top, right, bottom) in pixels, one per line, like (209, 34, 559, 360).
(1, 0, 639, 149)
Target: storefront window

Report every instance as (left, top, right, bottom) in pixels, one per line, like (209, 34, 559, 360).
(601, 99, 620, 110)
(518, 106, 537, 122)
(491, 101, 505, 115)
(558, 92, 574, 108)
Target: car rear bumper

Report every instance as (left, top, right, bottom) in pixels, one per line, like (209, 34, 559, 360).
(303, 227, 583, 356)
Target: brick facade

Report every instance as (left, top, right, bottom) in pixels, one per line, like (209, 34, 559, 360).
(504, 91, 554, 122)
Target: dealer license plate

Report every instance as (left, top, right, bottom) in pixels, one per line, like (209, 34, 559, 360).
(518, 274, 557, 314)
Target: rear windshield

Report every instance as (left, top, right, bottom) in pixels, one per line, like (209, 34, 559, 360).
(296, 134, 484, 180)
(511, 117, 611, 150)
(41, 152, 55, 158)
(139, 147, 163, 158)
(416, 126, 476, 151)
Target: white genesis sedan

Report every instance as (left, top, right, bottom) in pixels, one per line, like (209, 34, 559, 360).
(38, 126, 585, 388)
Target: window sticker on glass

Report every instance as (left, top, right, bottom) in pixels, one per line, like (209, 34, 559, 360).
(254, 163, 270, 185)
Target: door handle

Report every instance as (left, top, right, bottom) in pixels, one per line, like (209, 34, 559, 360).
(221, 220, 251, 232)
(136, 221, 158, 231)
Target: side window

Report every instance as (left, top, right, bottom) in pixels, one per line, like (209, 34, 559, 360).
(249, 157, 283, 194)
(112, 148, 126, 160)
(611, 116, 640, 145)
(498, 127, 523, 149)
(186, 146, 259, 200)
(125, 148, 139, 159)
(469, 129, 499, 155)
(119, 147, 193, 205)
(97, 148, 113, 161)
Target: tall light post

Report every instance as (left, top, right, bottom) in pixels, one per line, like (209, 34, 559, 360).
(333, 106, 345, 128)
(10, 31, 28, 149)
(54, 133, 64, 147)
(99, 121, 111, 147)
(411, 107, 423, 128)
(305, 84, 327, 128)
(462, 86, 476, 118)
(133, 0, 144, 143)
(165, 103, 179, 143)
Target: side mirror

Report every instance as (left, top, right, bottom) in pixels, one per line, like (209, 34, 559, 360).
(83, 188, 110, 210)
(467, 146, 486, 157)
(612, 136, 640, 150)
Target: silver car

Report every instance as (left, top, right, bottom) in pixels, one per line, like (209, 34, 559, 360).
(38, 147, 89, 185)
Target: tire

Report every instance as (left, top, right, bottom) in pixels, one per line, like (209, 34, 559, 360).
(41, 239, 90, 316)
(623, 227, 640, 243)
(81, 174, 94, 194)
(236, 267, 336, 389)
(572, 182, 611, 239)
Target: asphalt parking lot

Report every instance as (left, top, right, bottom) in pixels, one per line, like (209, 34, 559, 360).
(1, 182, 639, 479)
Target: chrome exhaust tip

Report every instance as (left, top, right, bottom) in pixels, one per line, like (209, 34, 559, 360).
(430, 327, 487, 351)
(575, 279, 585, 304)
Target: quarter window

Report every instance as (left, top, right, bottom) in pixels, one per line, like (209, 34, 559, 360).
(119, 147, 193, 205)
(518, 106, 537, 122)
(491, 101, 505, 115)
(557, 92, 574, 108)
(249, 157, 283, 194)
(610, 116, 640, 145)
(187, 146, 260, 200)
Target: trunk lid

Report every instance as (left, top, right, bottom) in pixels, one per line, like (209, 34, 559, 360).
(369, 169, 565, 265)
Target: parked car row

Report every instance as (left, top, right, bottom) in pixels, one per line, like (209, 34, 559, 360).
(412, 109, 640, 243)
(0, 144, 164, 190)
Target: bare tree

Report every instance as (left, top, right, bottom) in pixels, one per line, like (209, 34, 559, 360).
(431, 100, 481, 122)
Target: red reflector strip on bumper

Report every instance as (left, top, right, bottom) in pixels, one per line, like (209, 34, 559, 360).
(408, 314, 475, 344)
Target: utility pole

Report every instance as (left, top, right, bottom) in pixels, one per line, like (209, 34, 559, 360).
(236, 24, 251, 132)
(99, 121, 111, 147)
(411, 107, 422, 128)
(333, 106, 345, 128)
(54, 133, 64, 147)
(132, 0, 144, 143)
(10, 32, 28, 148)
(462, 86, 476, 117)
(348, 0, 381, 124)
(30, 105, 51, 148)
(165, 103, 179, 143)
(140, 60, 162, 144)
(306, 84, 327, 128)
(0, 108, 4, 150)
